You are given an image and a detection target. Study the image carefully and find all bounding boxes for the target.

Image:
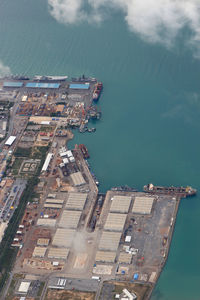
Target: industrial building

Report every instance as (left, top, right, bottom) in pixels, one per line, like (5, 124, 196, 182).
(70, 172, 86, 186)
(5, 135, 16, 146)
(99, 231, 122, 251)
(104, 213, 127, 231)
(26, 82, 60, 89)
(37, 238, 50, 246)
(4, 81, 23, 88)
(118, 252, 132, 264)
(43, 203, 63, 209)
(69, 83, 90, 90)
(37, 218, 57, 227)
(48, 248, 69, 260)
(32, 246, 47, 257)
(52, 228, 76, 247)
(58, 210, 81, 228)
(132, 196, 154, 214)
(42, 153, 53, 172)
(45, 198, 64, 204)
(95, 251, 116, 263)
(18, 281, 31, 294)
(65, 192, 87, 210)
(110, 195, 132, 213)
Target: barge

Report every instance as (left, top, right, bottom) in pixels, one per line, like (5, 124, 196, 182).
(78, 144, 90, 159)
(144, 183, 197, 198)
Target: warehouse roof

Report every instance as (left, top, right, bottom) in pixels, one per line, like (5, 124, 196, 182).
(5, 135, 16, 146)
(45, 199, 64, 204)
(99, 231, 122, 251)
(43, 203, 63, 209)
(32, 246, 47, 257)
(26, 82, 60, 89)
(132, 196, 154, 214)
(59, 210, 81, 228)
(18, 281, 31, 293)
(118, 252, 132, 264)
(70, 172, 86, 186)
(69, 83, 90, 90)
(110, 195, 132, 213)
(52, 228, 76, 247)
(37, 238, 50, 246)
(104, 213, 127, 231)
(48, 247, 69, 259)
(42, 153, 53, 172)
(4, 81, 23, 88)
(65, 193, 87, 210)
(95, 251, 116, 263)
(37, 218, 56, 227)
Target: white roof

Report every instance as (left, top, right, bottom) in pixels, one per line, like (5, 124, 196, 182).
(125, 236, 131, 242)
(65, 193, 87, 210)
(5, 136, 16, 146)
(60, 151, 68, 157)
(110, 196, 132, 213)
(66, 150, 73, 157)
(63, 158, 69, 164)
(41, 121, 50, 125)
(59, 210, 81, 229)
(42, 153, 53, 172)
(18, 281, 31, 293)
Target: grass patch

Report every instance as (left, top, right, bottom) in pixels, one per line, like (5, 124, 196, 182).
(11, 158, 24, 176)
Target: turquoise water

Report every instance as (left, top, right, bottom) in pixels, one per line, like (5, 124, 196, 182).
(1, 0, 200, 298)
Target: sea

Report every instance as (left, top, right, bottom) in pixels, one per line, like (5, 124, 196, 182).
(1, 0, 200, 299)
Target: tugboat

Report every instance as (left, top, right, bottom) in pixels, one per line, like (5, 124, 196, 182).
(143, 183, 197, 198)
(93, 82, 103, 101)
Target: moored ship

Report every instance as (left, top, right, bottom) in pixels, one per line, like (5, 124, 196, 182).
(143, 183, 197, 198)
(93, 82, 103, 101)
(78, 144, 90, 159)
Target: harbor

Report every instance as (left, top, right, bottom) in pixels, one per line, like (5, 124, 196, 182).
(0, 75, 196, 300)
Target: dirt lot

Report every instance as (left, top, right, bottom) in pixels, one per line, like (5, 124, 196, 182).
(45, 289, 95, 300)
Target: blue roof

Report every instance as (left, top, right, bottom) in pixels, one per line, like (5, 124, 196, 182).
(4, 81, 23, 87)
(133, 273, 139, 280)
(69, 83, 90, 90)
(26, 82, 60, 89)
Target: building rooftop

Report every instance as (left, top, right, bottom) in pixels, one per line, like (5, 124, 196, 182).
(132, 196, 154, 214)
(58, 210, 81, 229)
(110, 195, 132, 213)
(99, 231, 122, 251)
(104, 213, 127, 231)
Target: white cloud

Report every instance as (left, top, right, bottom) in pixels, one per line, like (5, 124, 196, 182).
(48, 0, 200, 50)
(0, 61, 11, 77)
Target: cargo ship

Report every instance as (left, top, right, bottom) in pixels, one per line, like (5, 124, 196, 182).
(111, 185, 138, 192)
(143, 183, 197, 198)
(93, 82, 103, 101)
(78, 144, 90, 159)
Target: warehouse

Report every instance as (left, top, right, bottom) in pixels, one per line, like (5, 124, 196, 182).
(42, 153, 53, 172)
(59, 210, 81, 228)
(45, 199, 64, 204)
(18, 281, 31, 294)
(70, 172, 86, 186)
(4, 81, 23, 88)
(5, 135, 16, 146)
(32, 246, 47, 257)
(37, 238, 50, 246)
(110, 195, 132, 213)
(43, 203, 63, 209)
(37, 219, 56, 227)
(48, 248, 70, 260)
(95, 251, 116, 263)
(118, 252, 132, 264)
(69, 83, 90, 90)
(132, 196, 154, 214)
(99, 231, 122, 251)
(52, 228, 76, 247)
(26, 82, 60, 89)
(104, 213, 127, 231)
(65, 193, 87, 210)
